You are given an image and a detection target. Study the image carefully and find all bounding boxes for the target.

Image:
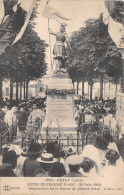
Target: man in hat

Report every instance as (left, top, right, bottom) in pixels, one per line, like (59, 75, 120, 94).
(22, 142, 42, 177)
(49, 23, 69, 74)
(63, 155, 84, 177)
(34, 153, 57, 177)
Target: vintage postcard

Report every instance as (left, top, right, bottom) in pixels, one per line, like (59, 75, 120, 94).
(0, 0, 124, 195)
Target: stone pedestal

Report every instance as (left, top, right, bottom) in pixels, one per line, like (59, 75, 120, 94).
(41, 74, 77, 142)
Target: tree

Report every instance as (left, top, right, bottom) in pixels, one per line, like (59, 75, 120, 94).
(0, 0, 28, 101)
(67, 18, 122, 100)
(0, 1, 48, 100)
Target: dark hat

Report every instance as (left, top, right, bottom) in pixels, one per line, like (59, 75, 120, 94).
(81, 158, 95, 171)
(2, 150, 18, 164)
(61, 23, 67, 27)
(27, 142, 42, 155)
(66, 146, 76, 155)
(106, 149, 120, 161)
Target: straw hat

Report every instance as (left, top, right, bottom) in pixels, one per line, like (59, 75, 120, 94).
(37, 153, 57, 164)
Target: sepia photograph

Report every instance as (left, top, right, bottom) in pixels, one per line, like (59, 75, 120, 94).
(0, 0, 124, 194)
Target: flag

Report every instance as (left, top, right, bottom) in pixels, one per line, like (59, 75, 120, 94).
(0, 0, 4, 25)
(12, 0, 34, 45)
(42, 0, 70, 23)
(103, 0, 124, 48)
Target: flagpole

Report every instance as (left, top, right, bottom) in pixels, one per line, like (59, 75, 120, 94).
(48, 18, 53, 71)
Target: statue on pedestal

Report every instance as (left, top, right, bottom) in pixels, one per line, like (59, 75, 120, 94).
(49, 23, 69, 74)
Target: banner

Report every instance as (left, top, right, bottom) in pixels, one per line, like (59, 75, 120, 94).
(12, 0, 34, 45)
(103, 0, 124, 48)
(42, 0, 70, 23)
(0, 0, 4, 25)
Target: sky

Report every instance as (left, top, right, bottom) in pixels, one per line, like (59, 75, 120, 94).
(34, 0, 106, 74)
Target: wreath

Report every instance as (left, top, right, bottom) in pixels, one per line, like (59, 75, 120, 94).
(46, 89, 75, 95)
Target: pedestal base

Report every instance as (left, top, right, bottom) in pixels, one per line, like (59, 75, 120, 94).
(41, 73, 77, 146)
(43, 74, 76, 129)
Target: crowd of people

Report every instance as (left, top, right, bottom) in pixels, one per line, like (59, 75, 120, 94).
(74, 97, 117, 132)
(0, 97, 46, 136)
(0, 130, 124, 178)
(0, 96, 124, 178)
(0, 96, 119, 137)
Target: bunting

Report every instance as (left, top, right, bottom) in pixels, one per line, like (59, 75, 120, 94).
(103, 0, 124, 48)
(12, 0, 35, 45)
(0, 0, 4, 25)
(42, 0, 70, 23)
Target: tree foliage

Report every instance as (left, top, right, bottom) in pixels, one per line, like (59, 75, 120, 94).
(0, 1, 48, 83)
(66, 18, 122, 84)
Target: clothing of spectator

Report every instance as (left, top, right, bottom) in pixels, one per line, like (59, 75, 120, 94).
(103, 149, 124, 177)
(116, 134, 124, 161)
(22, 156, 40, 177)
(63, 155, 84, 177)
(8, 144, 25, 177)
(0, 108, 6, 120)
(80, 144, 102, 175)
(49, 162, 66, 177)
(0, 118, 8, 134)
(22, 142, 42, 177)
(0, 150, 17, 177)
(35, 153, 57, 177)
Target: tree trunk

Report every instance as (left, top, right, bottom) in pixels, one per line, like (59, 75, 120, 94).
(0, 78, 2, 103)
(16, 81, 18, 101)
(89, 69, 93, 101)
(77, 82, 79, 95)
(109, 82, 110, 99)
(24, 80, 25, 99)
(26, 80, 29, 99)
(20, 82, 22, 100)
(104, 82, 106, 99)
(116, 83, 117, 93)
(72, 80, 74, 88)
(100, 73, 103, 100)
(82, 79, 84, 98)
(90, 83, 93, 101)
(88, 84, 89, 99)
(10, 78, 13, 100)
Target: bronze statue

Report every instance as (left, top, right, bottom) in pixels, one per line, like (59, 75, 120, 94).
(49, 23, 68, 74)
